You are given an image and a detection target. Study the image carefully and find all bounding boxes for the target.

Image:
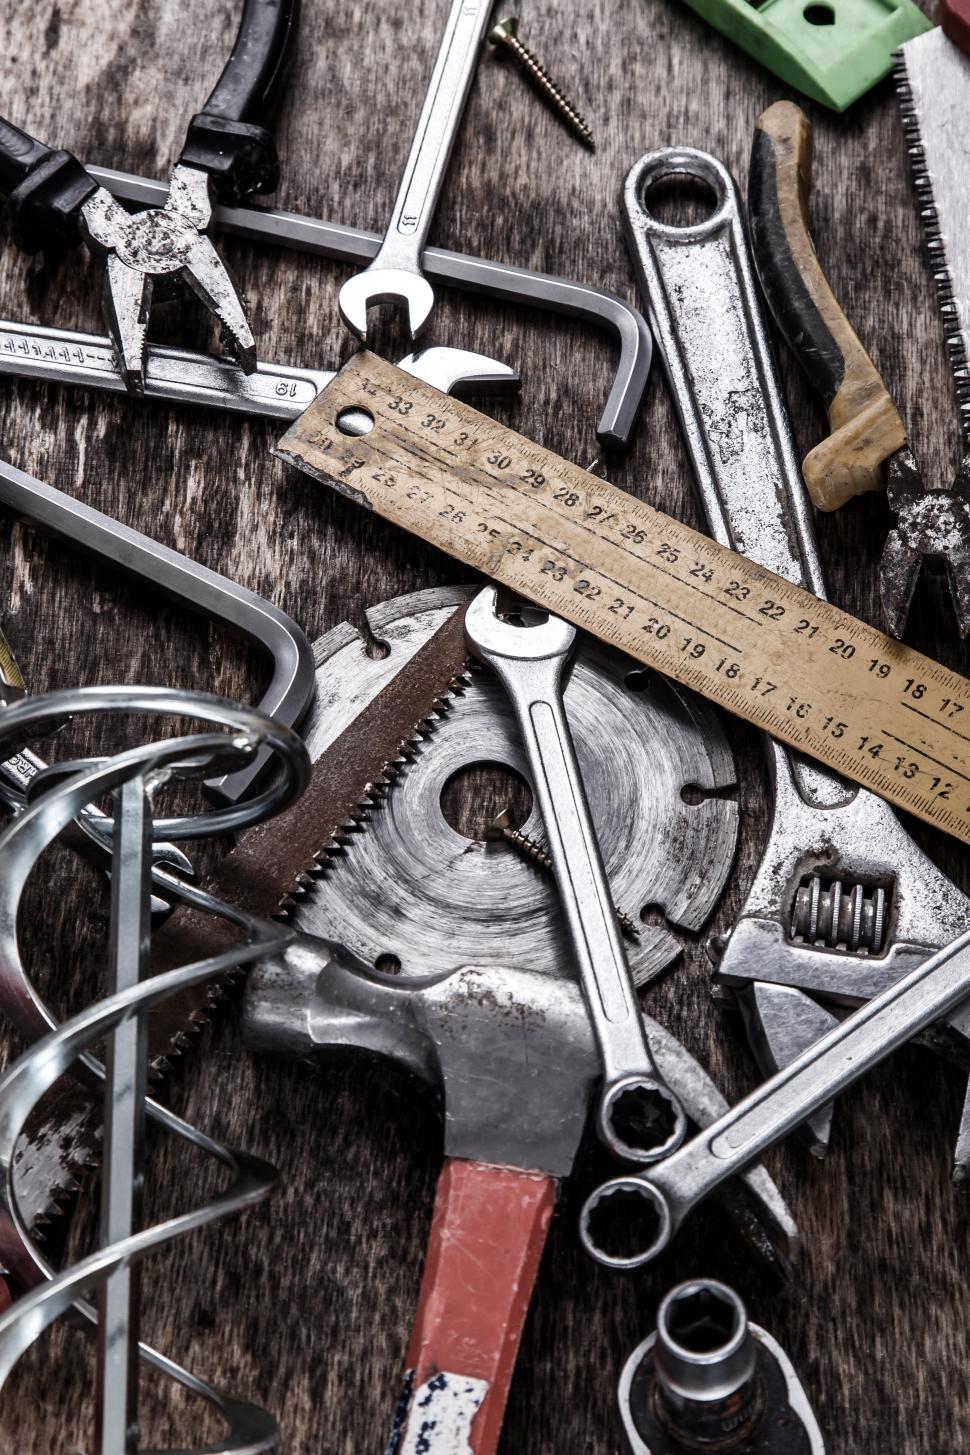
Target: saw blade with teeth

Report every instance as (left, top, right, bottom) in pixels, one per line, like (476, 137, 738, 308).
(4, 596, 472, 1255)
(285, 586, 740, 991)
(895, 27, 970, 446)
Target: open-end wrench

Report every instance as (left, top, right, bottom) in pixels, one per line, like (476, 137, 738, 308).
(91, 161, 654, 453)
(338, 0, 494, 341)
(0, 322, 519, 431)
(623, 148, 970, 1164)
(582, 925, 970, 1268)
(464, 586, 687, 1163)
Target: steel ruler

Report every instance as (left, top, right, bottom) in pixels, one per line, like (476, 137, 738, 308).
(277, 352, 970, 845)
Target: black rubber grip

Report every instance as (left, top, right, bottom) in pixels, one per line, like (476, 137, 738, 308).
(0, 116, 95, 252)
(748, 121, 845, 408)
(178, 0, 299, 204)
(0, 117, 55, 192)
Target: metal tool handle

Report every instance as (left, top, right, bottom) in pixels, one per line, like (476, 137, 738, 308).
(179, 0, 300, 202)
(582, 925, 970, 1268)
(0, 457, 315, 803)
(391, 1159, 554, 1455)
(749, 102, 907, 510)
(464, 592, 686, 1164)
(377, 0, 492, 265)
(623, 146, 854, 812)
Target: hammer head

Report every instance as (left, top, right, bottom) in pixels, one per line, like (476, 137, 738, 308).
(242, 933, 598, 1180)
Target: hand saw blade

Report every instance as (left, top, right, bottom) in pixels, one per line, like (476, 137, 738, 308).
(896, 27, 970, 446)
(2, 607, 470, 1266)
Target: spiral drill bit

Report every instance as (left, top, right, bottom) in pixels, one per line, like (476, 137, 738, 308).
(0, 684, 309, 1453)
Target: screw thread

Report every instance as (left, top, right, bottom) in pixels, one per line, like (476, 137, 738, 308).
(498, 821, 638, 939)
(492, 27, 595, 150)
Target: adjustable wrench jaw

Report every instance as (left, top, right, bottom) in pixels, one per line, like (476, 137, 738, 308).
(713, 753, 970, 1046)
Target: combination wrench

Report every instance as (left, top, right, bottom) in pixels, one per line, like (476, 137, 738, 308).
(464, 586, 687, 1162)
(582, 924, 970, 1267)
(338, 0, 494, 341)
(623, 148, 970, 1165)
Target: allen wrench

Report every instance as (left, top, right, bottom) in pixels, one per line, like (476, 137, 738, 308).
(0, 458, 315, 804)
(66, 164, 653, 454)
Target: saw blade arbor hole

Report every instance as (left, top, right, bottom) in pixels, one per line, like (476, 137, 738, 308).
(439, 760, 533, 841)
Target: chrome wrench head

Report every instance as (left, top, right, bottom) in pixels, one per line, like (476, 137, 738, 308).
(465, 586, 688, 1164)
(338, 267, 437, 345)
(337, 0, 495, 342)
(463, 584, 577, 664)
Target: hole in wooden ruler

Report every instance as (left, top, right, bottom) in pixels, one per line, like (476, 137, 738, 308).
(336, 405, 375, 437)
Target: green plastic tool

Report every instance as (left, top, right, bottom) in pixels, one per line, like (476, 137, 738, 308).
(681, 0, 933, 110)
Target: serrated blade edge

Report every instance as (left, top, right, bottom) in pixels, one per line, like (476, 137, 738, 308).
(896, 29, 970, 447)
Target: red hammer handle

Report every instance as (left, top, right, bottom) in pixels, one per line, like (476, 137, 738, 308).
(943, 0, 970, 55)
(388, 1158, 556, 1455)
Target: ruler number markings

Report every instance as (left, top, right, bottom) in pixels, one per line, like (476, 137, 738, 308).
(283, 356, 970, 841)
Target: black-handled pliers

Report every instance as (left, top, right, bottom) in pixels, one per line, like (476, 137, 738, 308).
(0, 0, 299, 394)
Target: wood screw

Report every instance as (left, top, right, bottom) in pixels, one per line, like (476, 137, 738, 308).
(488, 17, 595, 151)
(489, 809, 639, 939)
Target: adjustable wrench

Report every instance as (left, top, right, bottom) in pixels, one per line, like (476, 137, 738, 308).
(582, 925, 970, 1268)
(623, 148, 970, 1164)
(338, 0, 494, 341)
(464, 586, 687, 1162)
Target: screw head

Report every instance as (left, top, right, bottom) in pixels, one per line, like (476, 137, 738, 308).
(489, 15, 519, 44)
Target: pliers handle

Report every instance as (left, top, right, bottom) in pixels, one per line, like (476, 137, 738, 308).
(748, 100, 970, 640)
(180, 0, 300, 205)
(0, 0, 298, 254)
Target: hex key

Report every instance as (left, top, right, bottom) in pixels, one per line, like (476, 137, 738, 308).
(0, 459, 315, 803)
(90, 165, 652, 453)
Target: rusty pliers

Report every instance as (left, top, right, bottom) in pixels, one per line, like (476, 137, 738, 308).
(0, 0, 298, 393)
(748, 100, 970, 638)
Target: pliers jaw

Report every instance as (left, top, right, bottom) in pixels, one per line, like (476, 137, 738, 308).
(880, 447, 970, 639)
(80, 163, 256, 394)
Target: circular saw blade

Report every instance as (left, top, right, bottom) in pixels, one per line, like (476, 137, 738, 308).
(292, 587, 739, 985)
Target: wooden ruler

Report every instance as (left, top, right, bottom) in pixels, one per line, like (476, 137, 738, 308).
(277, 352, 970, 846)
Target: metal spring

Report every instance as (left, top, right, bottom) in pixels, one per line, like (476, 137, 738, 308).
(0, 684, 310, 1452)
(789, 875, 888, 955)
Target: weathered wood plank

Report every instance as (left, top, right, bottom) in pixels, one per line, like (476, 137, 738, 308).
(0, 1, 966, 1451)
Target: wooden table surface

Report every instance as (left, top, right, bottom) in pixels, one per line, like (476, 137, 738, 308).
(1, 1, 967, 1450)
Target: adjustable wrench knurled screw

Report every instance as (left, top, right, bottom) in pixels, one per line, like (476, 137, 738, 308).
(464, 586, 687, 1164)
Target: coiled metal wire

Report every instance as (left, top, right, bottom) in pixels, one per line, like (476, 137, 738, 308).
(0, 685, 310, 1453)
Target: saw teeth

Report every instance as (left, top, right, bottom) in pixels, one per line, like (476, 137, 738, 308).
(895, 47, 970, 445)
(278, 681, 469, 918)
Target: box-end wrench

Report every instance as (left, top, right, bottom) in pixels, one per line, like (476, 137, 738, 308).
(464, 586, 687, 1162)
(582, 924, 970, 1268)
(338, 0, 494, 341)
(623, 148, 970, 1164)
